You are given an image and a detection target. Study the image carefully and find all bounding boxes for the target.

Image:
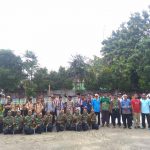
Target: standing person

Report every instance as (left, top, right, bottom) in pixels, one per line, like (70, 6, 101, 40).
(131, 94, 141, 128)
(34, 99, 44, 115)
(140, 93, 150, 129)
(3, 98, 11, 117)
(110, 95, 121, 127)
(91, 94, 101, 126)
(66, 96, 74, 114)
(101, 94, 110, 127)
(25, 98, 34, 114)
(121, 94, 132, 129)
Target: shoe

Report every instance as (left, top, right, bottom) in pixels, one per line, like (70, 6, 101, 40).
(128, 127, 132, 129)
(137, 126, 140, 128)
(141, 126, 145, 129)
(106, 124, 109, 127)
(123, 126, 127, 129)
(113, 126, 116, 128)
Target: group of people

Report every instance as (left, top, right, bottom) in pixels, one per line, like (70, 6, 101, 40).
(0, 92, 150, 135)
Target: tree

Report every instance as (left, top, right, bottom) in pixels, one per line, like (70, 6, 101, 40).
(100, 8, 150, 92)
(0, 49, 24, 92)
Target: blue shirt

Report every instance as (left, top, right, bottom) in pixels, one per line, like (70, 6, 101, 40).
(140, 99, 150, 114)
(91, 98, 101, 112)
(121, 99, 131, 114)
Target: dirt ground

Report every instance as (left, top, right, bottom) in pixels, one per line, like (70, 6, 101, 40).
(0, 127, 149, 150)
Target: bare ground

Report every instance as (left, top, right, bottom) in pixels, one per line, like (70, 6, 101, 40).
(0, 127, 150, 150)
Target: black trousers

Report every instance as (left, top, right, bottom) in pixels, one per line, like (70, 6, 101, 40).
(102, 110, 109, 125)
(112, 109, 121, 126)
(141, 113, 150, 128)
(122, 114, 132, 128)
(95, 112, 100, 125)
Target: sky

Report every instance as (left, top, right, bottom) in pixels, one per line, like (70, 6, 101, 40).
(0, 0, 150, 71)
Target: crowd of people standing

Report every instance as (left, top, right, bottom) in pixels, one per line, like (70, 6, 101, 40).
(0, 92, 150, 135)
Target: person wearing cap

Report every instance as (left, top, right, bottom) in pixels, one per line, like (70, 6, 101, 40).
(14, 110, 23, 134)
(110, 94, 121, 127)
(91, 94, 101, 126)
(140, 93, 150, 129)
(121, 94, 132, 129)
(3, 111, 14, 134)
(101, 93, 111, 127)
(43, 111, 53, 132)
(24, 110, 35, 134)
(131, 94, 141, 129)
(81, 107, 89, 131)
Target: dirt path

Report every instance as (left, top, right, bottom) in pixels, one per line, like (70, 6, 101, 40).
(0, 127, 149, 150)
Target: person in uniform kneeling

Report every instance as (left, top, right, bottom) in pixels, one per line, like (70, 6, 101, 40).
(3, 111, 14, 134)
(82, 108, 89, 131)
(24, 110, 34, 135)
(56, 109, 66, 132)
(14, 110, 23, 134)
(44, 111, 53, 132)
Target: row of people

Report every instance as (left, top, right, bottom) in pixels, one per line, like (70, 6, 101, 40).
(0, 108, 99, 135)
(0, 93, 150, 130)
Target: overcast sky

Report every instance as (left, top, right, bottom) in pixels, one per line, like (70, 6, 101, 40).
(0, 0, 149, 71)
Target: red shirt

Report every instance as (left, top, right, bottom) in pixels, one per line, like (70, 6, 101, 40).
(131, 99, 141, 113)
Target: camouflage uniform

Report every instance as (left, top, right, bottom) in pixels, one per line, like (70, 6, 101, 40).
(0, 115, 3, 133)
(24, 111, 34, 134)
(89, 110, 99, 130)
(34, 113, 44, 134)
(73, 109, 82, 131)
(66, 110, 73, 130)
(82, 109, 89, 131)
(3, 111, 14, 134)
(14, 111, 23, 134)
(44, 112, 53, 132)
(56, 110, 66, 132)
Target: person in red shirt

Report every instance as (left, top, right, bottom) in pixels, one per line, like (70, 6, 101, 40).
(131, 94, 141, 128)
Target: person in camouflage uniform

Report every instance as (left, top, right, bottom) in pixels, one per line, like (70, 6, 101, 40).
(0, 100, 3, 133)
(14, 110, 23, 134)
(0, 115, 3, 133)
(34, 113, 44, 134)
(73, 108, 82, 131)
(56, 109, 66, 132)
(3, 111, 14, 134)
(66, 109, 73, 130)
(89, 109, 99, 130)
(44, 111, 53, 132)
(24, 110, 34, 135)
(82, 108, 89, 131)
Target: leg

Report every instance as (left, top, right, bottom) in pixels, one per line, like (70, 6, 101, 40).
(122, 114, 127, 128)
(141, 113, 146, 128)
(127, 114, 132, 128)
(146, 114, 150, 128)
(112, 110, 116, 127)
(106, 111, 110, 126)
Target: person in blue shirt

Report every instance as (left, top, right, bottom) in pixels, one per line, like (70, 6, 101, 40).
(121, 94, 132, 129)
(91, 94, 101, 125)
(140, 93, 150, 129)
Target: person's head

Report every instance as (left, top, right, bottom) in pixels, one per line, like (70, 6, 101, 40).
(123, 94, 128, 100)
(60, 109, 64, 114)
(75, 108, 79, 114)
(134, 94, 138, 99)
(142, 93, 146, 99)
(68, 96, 72, 101)
(95, 94, 99, 99)
(28, 98, 32, 102)
(7, 110, 12, 116)
(66, 109, 70, 114)
(28, 110, 32, 116)
(17, 110, 21, 116)
(37, 113, 42, 118)
(91, 109, 94, 113)
(83, 107, 87, 114)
